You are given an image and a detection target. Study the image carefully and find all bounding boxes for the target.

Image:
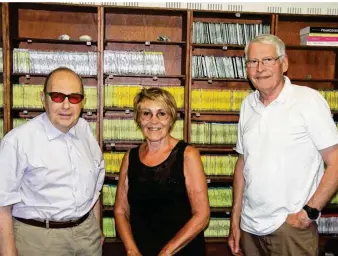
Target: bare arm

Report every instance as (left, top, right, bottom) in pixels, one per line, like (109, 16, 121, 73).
(0, 206, 17, 256)
(93, 198, 101, 227)
(159, 146, 210, 256)
(228, 154, 245, 256)
(114, 152, 141, 256)
(308, 144, 338, 210)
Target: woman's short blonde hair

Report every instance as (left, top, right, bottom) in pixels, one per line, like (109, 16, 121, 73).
(133, 87, 177, 130)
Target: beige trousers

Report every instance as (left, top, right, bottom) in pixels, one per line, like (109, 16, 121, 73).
(14, 211, 102, 256)
(241, 222, 318, 256)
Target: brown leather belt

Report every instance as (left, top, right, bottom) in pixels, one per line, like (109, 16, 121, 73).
(14, 212, 89, 229)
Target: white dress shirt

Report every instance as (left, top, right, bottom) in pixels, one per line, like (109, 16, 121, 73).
(236, 76, 338, 235)
(0, 113, 105, 221)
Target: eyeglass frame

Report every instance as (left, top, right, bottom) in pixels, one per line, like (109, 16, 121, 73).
(45, 92, 84, 104)
(245, 55, 284, 68)
(139, 109, 170, 121)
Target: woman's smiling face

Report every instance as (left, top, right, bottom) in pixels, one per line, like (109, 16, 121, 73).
(138, 99, 172, 142)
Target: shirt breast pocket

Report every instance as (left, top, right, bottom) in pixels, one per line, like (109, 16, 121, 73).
(25, 165, 48, 187)
(85, 159, 101, 197)
(242, 125, 260, 154)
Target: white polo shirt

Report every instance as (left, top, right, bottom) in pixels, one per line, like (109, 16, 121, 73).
(236, 76, 338, 235)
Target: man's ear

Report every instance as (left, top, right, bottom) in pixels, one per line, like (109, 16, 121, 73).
(41, 91, 46, 108)
(282, 55, 289, 73)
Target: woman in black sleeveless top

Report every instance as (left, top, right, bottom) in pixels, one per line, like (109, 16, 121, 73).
(114, 88, 210, 256)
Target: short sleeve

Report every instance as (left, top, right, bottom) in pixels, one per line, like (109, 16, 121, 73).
(302, 92, 338, 150)
(235, 101, 245, 154)
(0, 140, 25, 206)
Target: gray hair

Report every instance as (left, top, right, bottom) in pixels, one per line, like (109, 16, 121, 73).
(244, 34, 286, 61)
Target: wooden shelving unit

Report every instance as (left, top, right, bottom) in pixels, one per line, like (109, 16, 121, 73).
(1, 3, 338, 256)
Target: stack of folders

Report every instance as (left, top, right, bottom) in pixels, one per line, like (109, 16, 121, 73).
(319, 90, 338, 111)
(102, 217, 116, 238)
(300, 26, 338, 46)
(12, 84, 97, 110)
(13, 48, 97, 75)
(204, 218, 230, 237)
(88, 122, 96, 136)
(192, 22, 270, 45)
(318, 216, 338, 234)
(201, 155, 238, 176)
(104, 85, 184, 109)
(191, 89, 251, 112)
(83, 86, 98, 110)
(192, 55, 247, 79)
(190, 122, 238, 145)
(104, 51, 165, 76)
(0, 83, 3, 107)
(102, 184, 117, 206)
(0, 119, 3, 139)
(103, 119, 183, 141)
(208, 187, 232, 207)
(12, 84, 44, 109)
(104, 152, 125, 174)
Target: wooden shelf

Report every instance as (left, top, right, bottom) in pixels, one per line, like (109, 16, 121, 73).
(210, 207, 232, 213)
(286, 45, 338, 50)
(205, 237, 228, 243)
(194, 145, 236, 153)
(192, 78, 248, 82)
(105, 173, 120, 181)
(104, 237, 122, 244)
(191, 111, 239, 116)
(207, 176, 233, 183)
(12, 37, 98, 45)
(105, 39, 186, 46)
(104, 141, 142, 151)
(104, 74, 185, 79)
(103, 206, 114, 213)
(192, 43, 245, 50)
(12, 73, 97, 79)
(290, 78, 338, 83)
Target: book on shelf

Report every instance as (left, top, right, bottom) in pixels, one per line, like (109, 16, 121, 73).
(300, 41, 338, 46)
(300, 26, 338, 35)
(301, 33, 338, 37)
(300, 35, 338, 43)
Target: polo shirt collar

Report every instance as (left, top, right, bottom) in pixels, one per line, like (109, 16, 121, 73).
(250, 76, 292, 107)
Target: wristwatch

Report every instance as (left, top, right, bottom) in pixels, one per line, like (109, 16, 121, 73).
(303, 205, 320, 220)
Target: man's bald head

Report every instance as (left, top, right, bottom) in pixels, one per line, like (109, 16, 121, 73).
(43, 67, 84, 94)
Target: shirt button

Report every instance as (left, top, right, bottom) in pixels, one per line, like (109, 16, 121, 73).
(69, 145, 72, 150)
(74, 188, 78, 192)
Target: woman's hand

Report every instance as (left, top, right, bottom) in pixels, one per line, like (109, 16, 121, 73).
(158, 248, 172, 256)
(127, 249, 142, 256)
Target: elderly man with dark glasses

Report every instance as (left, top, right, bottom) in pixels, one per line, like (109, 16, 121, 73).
(0, 67, 105, 256)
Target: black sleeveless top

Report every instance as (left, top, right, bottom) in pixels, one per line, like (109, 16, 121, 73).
(127, 140, 205, 256)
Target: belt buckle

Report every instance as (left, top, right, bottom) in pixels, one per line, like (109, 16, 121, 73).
(46, 219, 49, 229)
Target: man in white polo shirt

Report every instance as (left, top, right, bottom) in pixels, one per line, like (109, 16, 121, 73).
(228, 34, 338, 255)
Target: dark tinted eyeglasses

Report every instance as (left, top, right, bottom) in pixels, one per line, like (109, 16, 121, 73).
(46, 92, 84, 104)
